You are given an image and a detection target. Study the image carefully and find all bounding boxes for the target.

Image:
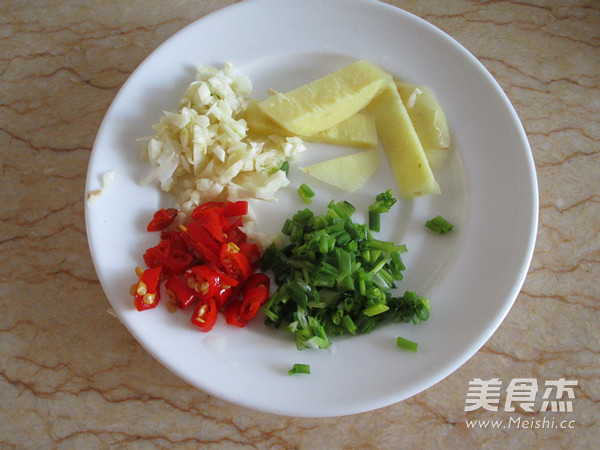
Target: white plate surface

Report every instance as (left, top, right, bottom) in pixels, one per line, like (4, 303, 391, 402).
(85, 0, 538, 417)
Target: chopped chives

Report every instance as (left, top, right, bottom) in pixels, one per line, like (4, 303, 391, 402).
(297, 183, 315, 204)
(327, 200, 356, 219)
(279, 160, 290, 175)
(288, 363, 311, 375)
(425, 215, 454, 234)
(396, 336, 418, 352)
(363, 303, 390, 317)
(368, 210, 381, 232)
(342, 315, 357, 334)
(260, 192, 431, 352)
(368, 190, 397, 231)
(370, 239, 404, 253)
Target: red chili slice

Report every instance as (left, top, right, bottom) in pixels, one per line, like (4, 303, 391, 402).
(147, 208, 178, 231)
(160, 229, 189, 252)
(191, 209, 225, 243)
(180, 229, 221, 266)
(224, 217, 247, 245)
(190, 201, 226, 219)
(242, 272, 270, 291)
(191, 200, 248, 219)
(215, 286, 233, 310)
(185, 265, 222, 299)
(143, 238, 193, 276)
(220, 242, 252, 282)
(239, 242, 261, 271)
(224, 301, 248, 328)
(134, 266, 162, 311)
(207, 262, 240, 288)
(185, 221, 221, 254)
(191, 298, 218, 332)
(165, 274, 196, 309)
(223, 201, 248, 217)
(240, 284, 269, 322)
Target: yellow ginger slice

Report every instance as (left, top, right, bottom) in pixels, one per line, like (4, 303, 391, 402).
(301, 148, 381, 193)
(258, 59, 391, 136)
(368, 81, 440, 199)
(395, 80, 451, 168)
(245, 100, 377, 147)
(313, 111, 377, 148)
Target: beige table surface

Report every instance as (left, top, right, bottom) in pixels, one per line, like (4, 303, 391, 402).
(1, 0, 598, 448)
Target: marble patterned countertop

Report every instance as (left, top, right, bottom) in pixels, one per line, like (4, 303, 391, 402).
(1, 0, 598, 447)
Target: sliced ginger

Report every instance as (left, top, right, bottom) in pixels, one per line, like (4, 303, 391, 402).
(257, 59, 391, 136)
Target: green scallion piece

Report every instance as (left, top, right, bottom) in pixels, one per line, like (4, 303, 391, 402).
(297, 183, 315, 204)
(425, 215, 454, 234)
(280, 160, 290, 175)
(368, 190, 397, 231)
(368, 210, 381, 232)
(289, 363, 311, 375)
(342, 315, 357, 334)
(363, 303, 390, 317)
(396, 336, 418, 352)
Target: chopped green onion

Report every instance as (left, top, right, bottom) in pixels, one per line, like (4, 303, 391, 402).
(328, 200, 356, 219)
(279, 160, 290, 175)
(288, 363, 311, 375)
(368, 190, 397, 231)
(260, 192, 430, 351)
(396, 336, 418, 352)
(368, 210, 381, 232)
(363, 303, 390, 317)
(370, 239, 405, 254)
(342, 314, 357, 334)
(425, 215, 454, 234)
(297, 183, 315, 204)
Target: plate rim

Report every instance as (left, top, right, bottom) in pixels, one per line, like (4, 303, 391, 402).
(85, 0, 538, 417)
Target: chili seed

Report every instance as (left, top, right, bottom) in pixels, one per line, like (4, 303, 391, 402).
(195, 304, 207, 323)
(137, 281, 147, 296)
(199, 281, 210, 295)
(143, 293, 155, 304)
(129, 283, 138, 296)
(135, 266, 144, 277)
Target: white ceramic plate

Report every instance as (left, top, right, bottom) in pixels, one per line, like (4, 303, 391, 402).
(85, 0, 538, 417)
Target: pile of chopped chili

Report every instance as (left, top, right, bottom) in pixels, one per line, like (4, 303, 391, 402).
(130, 201, 269, 332)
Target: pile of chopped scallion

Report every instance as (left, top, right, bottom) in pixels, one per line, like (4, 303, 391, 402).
(259, 190, 431, 350)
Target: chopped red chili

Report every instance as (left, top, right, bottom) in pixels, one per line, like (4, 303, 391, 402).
(219, 242, 252, 281)
(191, 200, 248, 219)
(191, 209, 225, 243)
(133, 201, 269, 332)
(165, 274, 196, 309)
(186, 265, 224, 299)
(191, 298, 218, 332)
(224, 300, 247, 328)
(239, 242, 261, 270)
(147, 208, 178, 231)
(143, 236, 193, 276)
(134, 266, 162, 311)
(239, 274, 270, 322)
(222, 200, 248, 217)
(224, 217, 247, 245)
(215, 286, 233, 310)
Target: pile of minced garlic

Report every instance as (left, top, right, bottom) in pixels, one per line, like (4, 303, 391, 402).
(140, 62, 305, 214)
